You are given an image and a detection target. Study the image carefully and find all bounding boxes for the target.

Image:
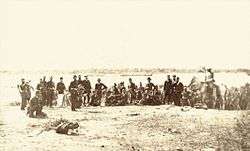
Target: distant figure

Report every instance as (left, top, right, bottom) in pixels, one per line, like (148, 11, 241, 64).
(17, 78, 29, 110)
(112, 83, 120, 95)
(145, 77, 155, 91)
(128, 78, 136, 103)
(173, 77, 184, 106)
(95, 78, 107, 100)
(28, 91, 45, 118)
(163, 75, 172, 104)
(36, 79, 43, 90)
(206, 68, 215, 82)
(56, 77, 66, 107)
(41, 76, 48, 105)
(46, 76, 55, 107)
(69, 75, 79, 111)
(82, 75, 92, 105)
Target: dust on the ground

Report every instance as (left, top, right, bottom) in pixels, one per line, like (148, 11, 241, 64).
(0, 104, 249, 151)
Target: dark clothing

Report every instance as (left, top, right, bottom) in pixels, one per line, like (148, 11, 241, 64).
(56, 82, 66, 94)
(146, 82, 155, 91)
(69, 80, 79, 111)
(128, 82, 136, 102)
(83, 80, 91, 92)
(78, 79, 84, 87)
(46, 81, 55, 107)
(173, 82, 184, 106)
(95, 83, 107, 99)
(128, 82, 136, 91)
(36, 83, 43, 90)
(113, 87, 120, 95)
(95, 83, 107, 91)
(164, 80, 172, 94)
(164, 80, 173, 104)
(69, 80, 79, 92)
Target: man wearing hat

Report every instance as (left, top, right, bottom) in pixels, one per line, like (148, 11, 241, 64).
(163, 75, 173, 104)
(82, 75, 92, 106)
(95, 78, 107, 100)
(69, 75, 79, 111)
(145, 77, 155, 91)
(173, 77, 184, 106)
(46, 76, 55, 107)
(128, 78, 136, 103)
(56, 77, 66, 107)
(18, 78, 29, 110)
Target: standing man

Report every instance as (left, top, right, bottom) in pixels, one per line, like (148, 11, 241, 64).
(46, 76, 55, 107)
(174, 77, 184, 106)
(145, 77, 155, 91)
(41, 76, 47, 106)
(128, 78, 136, 103)
(56, 77, 66, 107)
(83, 75, 92, 106)
(95, 78, 107, 100)
(17, 78, 29, 110)
(163, 75, 172, 104)
(69, 75, 79, 111)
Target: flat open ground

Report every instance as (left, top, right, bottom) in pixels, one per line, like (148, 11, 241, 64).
(0, 104, 249, 151)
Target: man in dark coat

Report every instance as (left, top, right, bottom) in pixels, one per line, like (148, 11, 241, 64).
(56, 77, 66, 95)
(174, 77, 184, 106)
(163, 75, 172, 104)
(95, 78, 107, 100)
(69, 75, 79, 111)
(145, 77, 155, 91)
(128, 78, 137, 103)
(47, 76, 55, 107)
(56, 77, 66, 107)
(82, 75, 91, 105)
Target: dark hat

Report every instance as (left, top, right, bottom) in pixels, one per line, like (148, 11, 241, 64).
(97, 78, 101, 81)
(73, 75, 77, 78)
(173, 75, 176, 77)
(147, 77, 151, 80)
(84, 75, 88, 77)
(60, 77, 63, 79)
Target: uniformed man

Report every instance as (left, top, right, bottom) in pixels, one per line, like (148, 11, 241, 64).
(145, 77, 155, 91)
(56, 77, 66, 107)
(36, 79, 43, 90)
(41, 76, 47, 106)
(163, 75, 172, 104)
(46, 76, 55, 107)
(18, 78, 29, 110)
(95, 78, 107, 100)
(128, 78, 136, 103)
(206, 68, 215, 82)
(118, 82, 126, 93)
(29, 91, 44, 118)
(82, 75, 92, 105)
(112, 83, 120, 95)
(174, 77, 184, 106)
(78, 75, 84, 86)
(69, 75, 79, 111)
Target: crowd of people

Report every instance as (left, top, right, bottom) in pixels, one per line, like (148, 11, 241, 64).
(17, 75, 185, 115)
(17, 72, 250, 117)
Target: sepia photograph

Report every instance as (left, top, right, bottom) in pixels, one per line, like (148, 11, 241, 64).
(0, 0, 249, 150)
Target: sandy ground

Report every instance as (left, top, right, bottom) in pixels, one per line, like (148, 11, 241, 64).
(0, 103, 249, 151)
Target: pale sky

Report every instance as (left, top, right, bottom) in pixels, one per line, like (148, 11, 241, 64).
(0, 0, 249, 70)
